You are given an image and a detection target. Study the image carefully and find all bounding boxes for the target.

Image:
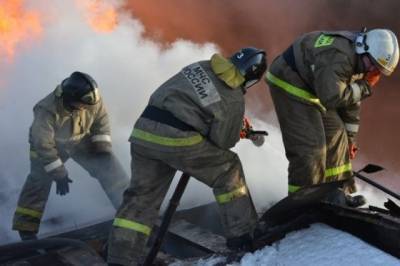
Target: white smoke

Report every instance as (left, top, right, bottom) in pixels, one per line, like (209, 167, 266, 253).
(0, 0, 219, 244)
(2, 0, 394, 248)
(0, 0, 290, 244)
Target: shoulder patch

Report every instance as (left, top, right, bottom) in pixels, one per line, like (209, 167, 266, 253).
(314, 34, 335, 48)
(181, 63, 221, 107)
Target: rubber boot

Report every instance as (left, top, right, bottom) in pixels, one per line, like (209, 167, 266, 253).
(226, 233, 253, 252)
(18, 230, 38, 241)
(345, 194, 366, 208)
(324, 189, 347, 205)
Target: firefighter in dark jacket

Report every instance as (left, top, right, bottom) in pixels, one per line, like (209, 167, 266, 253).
(265, 28, 399, 205)
(108, 48, 267, 266)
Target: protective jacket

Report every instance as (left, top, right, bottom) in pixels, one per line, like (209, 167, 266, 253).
(29, 86, 111, 173)
(291, 31, 370, 107)
(267, 31, 370, 136)
(131, 60, 244, 150)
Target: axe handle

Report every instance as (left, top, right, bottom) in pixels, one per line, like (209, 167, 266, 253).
(249, 130, 269, 136)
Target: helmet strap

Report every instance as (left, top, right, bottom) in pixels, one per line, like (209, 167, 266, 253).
(356, 27, 369, 53)
(362, 34, 369, 51)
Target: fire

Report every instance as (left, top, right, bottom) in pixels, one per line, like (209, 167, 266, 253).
(0, 0, 42, 60)
(77, 0, 119, 33)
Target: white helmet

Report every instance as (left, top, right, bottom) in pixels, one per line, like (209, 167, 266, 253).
(355, 29, 399, 76)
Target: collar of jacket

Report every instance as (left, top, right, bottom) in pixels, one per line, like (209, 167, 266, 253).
(210, 53, 245, 89)
(355, 53, 367, 74)
(53, 85, 75, 114)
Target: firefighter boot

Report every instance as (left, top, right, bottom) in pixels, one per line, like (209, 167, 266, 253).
(324, 189, 347, 205)
(18, 230, 38, 241)
(226, 233, 253, 252)
(345, 194, 367, 208)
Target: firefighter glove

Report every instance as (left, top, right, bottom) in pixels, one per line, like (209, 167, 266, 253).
(349, 142, 358, 160)
(49, 165, 73, 196)
(55, 175, 73, 196)
(365, 69, 381, 87)
(240, 117, 252, 139)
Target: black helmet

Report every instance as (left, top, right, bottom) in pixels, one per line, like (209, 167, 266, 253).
(230, 47, 267, 90)
(61, 71, 99, 105)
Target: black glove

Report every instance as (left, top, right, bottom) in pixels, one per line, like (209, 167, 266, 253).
(49, 165, 73, 196)
(55, 175, 73, 196)
(90, 141, 112, 154)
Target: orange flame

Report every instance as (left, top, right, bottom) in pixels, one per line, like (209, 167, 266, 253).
(77, 0, 119, 33)
(0, 0, 42, 60)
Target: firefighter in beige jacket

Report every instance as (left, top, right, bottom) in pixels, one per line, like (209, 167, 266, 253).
(265, 29, 399, 205)
(13, 72, 129, 240)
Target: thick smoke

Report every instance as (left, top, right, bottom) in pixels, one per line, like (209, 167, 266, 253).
(0, 0, 219, 243)
(2, 0, 398, 246)
(0, 0, 288, 244)
(125, 0, 400, 176)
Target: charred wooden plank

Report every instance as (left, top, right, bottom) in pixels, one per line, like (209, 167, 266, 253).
(168, 219, 229, 253)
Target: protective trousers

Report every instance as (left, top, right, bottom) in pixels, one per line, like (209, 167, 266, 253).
(108, 142, 258, 266)
(269, 85, 353, 193)
(12, 147, 129, 233)
(323, 109, 355, 193)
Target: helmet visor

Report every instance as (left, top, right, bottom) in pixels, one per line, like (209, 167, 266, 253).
(243, 78, 260, 89)
(369, 56, 393, 76)
(80, 88, 100, 105)
(243, 53, 267, 87)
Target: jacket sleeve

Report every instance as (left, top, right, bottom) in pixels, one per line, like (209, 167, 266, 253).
(208, 101, 244, 150)
(313, 50, 372, 109)
(90, 98, 112, 144)
(30, 106, 63, 172)
(337, 102, 361, 144)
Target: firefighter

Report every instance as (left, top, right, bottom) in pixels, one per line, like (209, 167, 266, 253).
(12, 72, 130, 240)
(265, 28, 399, 205)
(107, 47, 267, 266)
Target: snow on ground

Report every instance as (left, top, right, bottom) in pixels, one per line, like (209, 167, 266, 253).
(174, 223, 400, 266)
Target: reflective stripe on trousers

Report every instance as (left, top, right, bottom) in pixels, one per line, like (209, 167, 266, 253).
(131, 128, 203, 147)
(288, 163, 352, 192)
(15, 206, 43, 219)
(30, 150, 38, 159)
(288, 184, 301, 193)
(215, 185, 247, 204)
(266, 71, 326, 112)
(325, 163, 352, 178)
(113, 218, 152, 236)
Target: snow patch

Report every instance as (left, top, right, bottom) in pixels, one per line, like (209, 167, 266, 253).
(184, 224, 400, 266)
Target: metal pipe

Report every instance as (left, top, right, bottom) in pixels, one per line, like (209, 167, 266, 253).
(353, 172, 400, 201)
